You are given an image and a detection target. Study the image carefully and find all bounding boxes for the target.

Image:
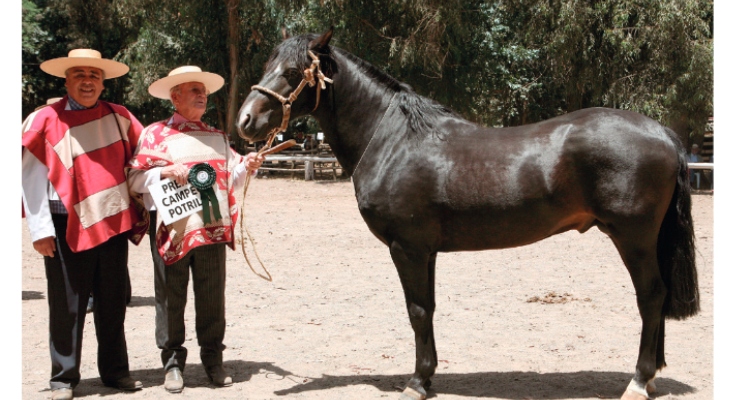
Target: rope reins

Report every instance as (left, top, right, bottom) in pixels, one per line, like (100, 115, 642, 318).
(238, 140, 297, 282)
(237, 52, 333, 281)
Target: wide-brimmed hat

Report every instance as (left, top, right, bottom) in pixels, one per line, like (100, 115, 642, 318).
(148, 66, 225, 100)
(40, 49, 129, 79)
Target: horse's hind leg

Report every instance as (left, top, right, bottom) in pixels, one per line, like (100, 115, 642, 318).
(609, 230, 667, 400)
(389, 241, 437, 400)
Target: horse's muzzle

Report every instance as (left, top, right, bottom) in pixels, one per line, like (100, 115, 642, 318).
(236, 97, 272, 142)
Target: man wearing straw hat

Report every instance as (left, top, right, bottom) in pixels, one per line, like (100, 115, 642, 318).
(126, 66, 264, 393)
(25, 96, 99, 315)
(22, 49, 147, 400)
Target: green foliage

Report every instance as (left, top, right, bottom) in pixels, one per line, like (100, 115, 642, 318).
(21, 0, 142, 116)
(118, 0, 291, 134)
(22, 1, 43, 53)
(22, 0, 61, 114)
(21, 0, 713, 143)
(499, 0, 713, 135)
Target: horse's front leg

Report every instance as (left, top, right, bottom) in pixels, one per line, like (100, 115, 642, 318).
(389, 241, 437, 400)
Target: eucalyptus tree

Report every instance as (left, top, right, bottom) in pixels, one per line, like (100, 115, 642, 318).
(117, 0, 305, 149)
(22, 0, 140, 116)
(22, 0, 712, 146)
(501, 0, 713, 140)
(22, 0, 49, 115)
(279, 0, 712, 135)
(283, 0, 512, 125)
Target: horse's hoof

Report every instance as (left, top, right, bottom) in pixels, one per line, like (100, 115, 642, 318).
(622, 379, 651, 400)
(621, 389, 649, 400)
(400, 386, 427, 400)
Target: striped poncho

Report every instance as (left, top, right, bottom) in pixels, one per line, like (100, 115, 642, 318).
(127, 118, 244, 264)
(22, 96, 147, 251)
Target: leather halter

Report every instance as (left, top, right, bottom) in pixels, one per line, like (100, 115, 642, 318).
(245, 50, 333, 150)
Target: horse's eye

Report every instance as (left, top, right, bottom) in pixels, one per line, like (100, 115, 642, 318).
(282, 70, 301, 80)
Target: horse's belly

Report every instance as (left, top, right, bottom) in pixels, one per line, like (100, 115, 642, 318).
(437, 207, 594, 252)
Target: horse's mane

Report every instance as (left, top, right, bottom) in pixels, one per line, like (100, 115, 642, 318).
(268, 34, 458, 139)
(265, 34, 337, 76)
(333, 48, 457, 139)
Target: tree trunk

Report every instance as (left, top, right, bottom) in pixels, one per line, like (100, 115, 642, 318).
(225, 0, 240, 148)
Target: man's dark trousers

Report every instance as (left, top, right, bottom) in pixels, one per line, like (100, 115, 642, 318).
(149, 211, 227, 372)
(45, 214, 132, 389)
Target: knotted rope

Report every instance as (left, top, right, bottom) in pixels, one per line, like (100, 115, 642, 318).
(236, 51, 333, 281)
(238, 140, 297, 282)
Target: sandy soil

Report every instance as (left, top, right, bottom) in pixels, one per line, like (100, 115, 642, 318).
(21, 178, 714, 400)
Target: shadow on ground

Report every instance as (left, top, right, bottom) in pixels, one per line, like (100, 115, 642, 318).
(273, 369, 695, 399)
(22, 290, 44, 300)
(21, 292, 155, 307)
(39, 360, 297, 398)
(29, 359, 695, 399)
(127, 295, 155, 308)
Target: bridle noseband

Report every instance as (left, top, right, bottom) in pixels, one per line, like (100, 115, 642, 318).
(246, 50, 333, 150)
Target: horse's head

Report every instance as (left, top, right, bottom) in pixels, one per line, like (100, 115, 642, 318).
(236, 29, 335, 144)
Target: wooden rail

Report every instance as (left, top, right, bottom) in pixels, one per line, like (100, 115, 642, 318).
(687, 162, 714, 191)
(260, 154, 343, 181)
(687, 162, 713, 170)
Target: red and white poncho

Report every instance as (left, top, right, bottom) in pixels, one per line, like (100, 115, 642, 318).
(22, 96, 147, 251)
(127, 118, 245, 265)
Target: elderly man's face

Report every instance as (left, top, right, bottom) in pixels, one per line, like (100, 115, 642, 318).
(172, 82, 207, 121)
(65, 67, 104, 107)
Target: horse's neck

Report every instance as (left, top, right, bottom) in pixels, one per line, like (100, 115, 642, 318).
(315, 54, 398, 175)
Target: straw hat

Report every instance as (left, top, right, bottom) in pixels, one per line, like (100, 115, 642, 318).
(40, 49, 129, 79)
(148, 66, 225, 100)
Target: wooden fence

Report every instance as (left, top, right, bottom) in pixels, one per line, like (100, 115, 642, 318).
(260, 154, 344, 181)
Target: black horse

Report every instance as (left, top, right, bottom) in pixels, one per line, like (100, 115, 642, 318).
(236, 29, 699, 400)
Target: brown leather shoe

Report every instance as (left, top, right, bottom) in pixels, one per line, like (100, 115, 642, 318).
(50, 387, 73, 400)
(164, 368, 184, 393)
(205, 365, 233, 387)
(103, 376, 143, 391)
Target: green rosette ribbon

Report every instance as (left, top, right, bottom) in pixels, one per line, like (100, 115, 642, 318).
(188, 163, 222, 224)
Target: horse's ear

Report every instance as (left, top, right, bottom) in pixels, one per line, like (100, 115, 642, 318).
(282, 27, 289, 40)
(309, 27, 333, 52)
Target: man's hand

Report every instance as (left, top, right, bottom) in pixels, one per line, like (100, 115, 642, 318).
(33, 236, 56, 257)
(245, 152, 265, 173)
(161, 163, 190, 185)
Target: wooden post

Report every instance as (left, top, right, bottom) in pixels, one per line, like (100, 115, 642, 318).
(305, 160, 314, 181)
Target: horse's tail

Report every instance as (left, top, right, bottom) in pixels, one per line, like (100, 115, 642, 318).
(658, 128, 700, 320)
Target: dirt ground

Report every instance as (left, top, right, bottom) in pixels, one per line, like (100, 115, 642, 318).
(21, 178, 714, 400)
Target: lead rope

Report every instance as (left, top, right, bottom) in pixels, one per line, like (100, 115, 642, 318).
(239, 168, 272, 281)
(238, 140, 298, 282)
(236, 52, 333, 281)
